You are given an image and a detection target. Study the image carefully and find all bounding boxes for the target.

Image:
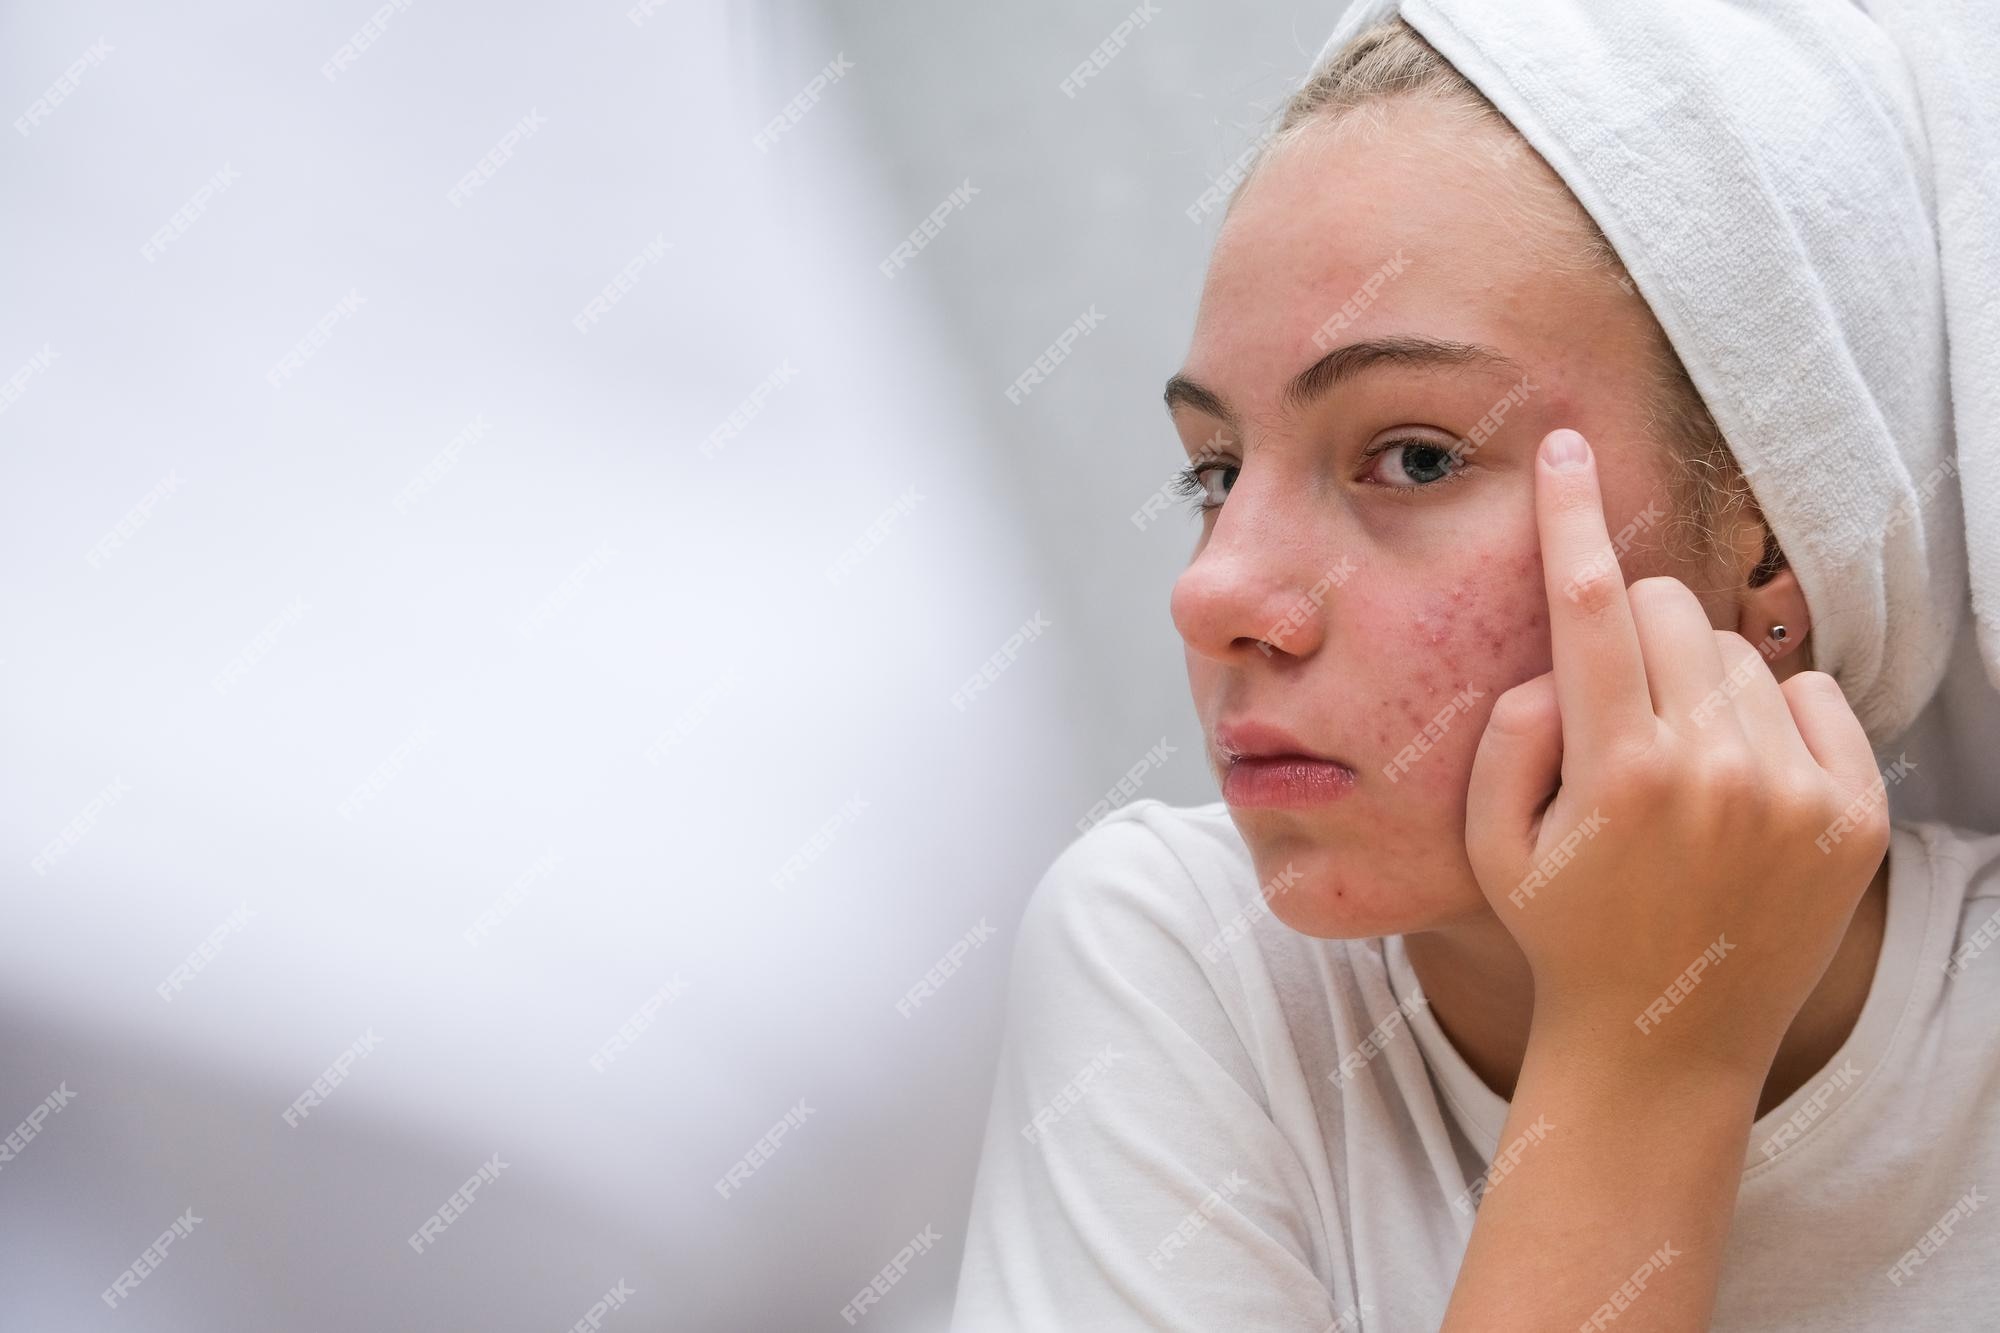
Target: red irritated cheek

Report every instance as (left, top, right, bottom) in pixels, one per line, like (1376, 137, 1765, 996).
(1357, 549, 1551, 786)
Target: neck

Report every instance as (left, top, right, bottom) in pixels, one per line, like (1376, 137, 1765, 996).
(1401, 852, 1891, 1120)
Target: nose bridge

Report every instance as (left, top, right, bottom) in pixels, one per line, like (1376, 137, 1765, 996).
(1174, 464, 1333, 660)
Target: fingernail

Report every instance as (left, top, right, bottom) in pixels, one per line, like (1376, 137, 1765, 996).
(1542, 429, 1589, 471)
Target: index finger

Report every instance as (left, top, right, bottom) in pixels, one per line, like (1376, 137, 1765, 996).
(1535, 428, 1654, 758)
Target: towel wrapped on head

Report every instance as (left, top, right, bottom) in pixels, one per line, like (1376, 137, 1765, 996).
(1309, 0, 2000, 832)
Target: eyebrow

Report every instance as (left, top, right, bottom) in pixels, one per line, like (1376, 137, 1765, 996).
(1162, 334, 1526, 428)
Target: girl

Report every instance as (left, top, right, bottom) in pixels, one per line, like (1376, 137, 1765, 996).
(953, 3, 2000, 1328)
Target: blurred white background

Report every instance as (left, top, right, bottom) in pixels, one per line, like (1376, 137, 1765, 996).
(0, 0, 1351, 1328)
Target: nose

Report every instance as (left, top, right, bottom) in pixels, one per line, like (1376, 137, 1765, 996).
(1170, 477, 1334, 664)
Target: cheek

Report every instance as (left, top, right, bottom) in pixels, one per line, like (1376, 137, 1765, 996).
(1360, 547, 1552, 786)
(1222, 547, 1562, 938)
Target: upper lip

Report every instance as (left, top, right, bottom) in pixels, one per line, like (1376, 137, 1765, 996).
(1213, 718, 1346, 765)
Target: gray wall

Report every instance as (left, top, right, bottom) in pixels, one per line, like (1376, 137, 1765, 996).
(825, 0, 1344, 790)
(0, 2, 1347, 1329)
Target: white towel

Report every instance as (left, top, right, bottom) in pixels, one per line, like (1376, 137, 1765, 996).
(1309, 0, 2000, 832)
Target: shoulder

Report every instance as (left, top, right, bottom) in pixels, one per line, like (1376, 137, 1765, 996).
(1002, 798, 1370, 1118)
(1020, 797, 1254, 957)
(957, 807, 1358, 1328)
(1000, 798, 1289, 1100)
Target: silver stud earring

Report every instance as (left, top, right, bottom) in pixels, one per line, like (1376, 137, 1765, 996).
(1771, 624, 1789, 643)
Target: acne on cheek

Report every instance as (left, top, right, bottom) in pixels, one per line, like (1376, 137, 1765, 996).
(1367, 550, 1551, 771)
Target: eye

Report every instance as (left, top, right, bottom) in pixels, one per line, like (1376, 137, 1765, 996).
(1172, 460, 1237, 514)
(1362, 436, 1468, 490)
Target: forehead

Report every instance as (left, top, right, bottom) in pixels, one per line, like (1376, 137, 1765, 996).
(1185, 101, 1627, 408)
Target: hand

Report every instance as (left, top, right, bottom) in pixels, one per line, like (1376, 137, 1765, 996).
(1463, 427, 1889, 1083)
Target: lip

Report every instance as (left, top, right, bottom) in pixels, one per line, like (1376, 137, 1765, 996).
(1214, 718, 1342, 763)
(1214, 718, 1358, 809)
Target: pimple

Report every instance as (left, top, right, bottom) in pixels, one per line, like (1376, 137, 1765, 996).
(1469, 612, 1522, 659)
(1412, 608, 1452, 646)
(1394, 690, 1425, 732)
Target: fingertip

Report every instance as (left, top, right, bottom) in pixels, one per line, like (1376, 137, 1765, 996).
(1540, 428, 1591, 472)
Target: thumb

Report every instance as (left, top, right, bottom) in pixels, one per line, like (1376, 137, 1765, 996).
(1464, 672, 1565, 892)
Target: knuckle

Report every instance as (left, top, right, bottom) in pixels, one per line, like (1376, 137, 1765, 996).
(1782, 668, 1842, 698)
(1770, 768, 1825, 811)
(1598, 736, 1676, 804)
(1627, 574, 1695, 610)
(1712, 628, 1761, 669)
(1563, 560, 1625, 617)
(1863, 807, 1894, 856)
(1697, 749, 1764, 803)
(1485, 680, 1554, 736)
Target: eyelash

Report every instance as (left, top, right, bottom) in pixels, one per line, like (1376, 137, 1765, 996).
(1172, 437, 1469, 515)
(1171, 461, 1230, 512)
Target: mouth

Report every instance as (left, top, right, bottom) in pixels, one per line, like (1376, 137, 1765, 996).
(1214, 718, 1359, 810)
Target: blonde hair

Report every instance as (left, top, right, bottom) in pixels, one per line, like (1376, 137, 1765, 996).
(1239, 18, 1776, 587)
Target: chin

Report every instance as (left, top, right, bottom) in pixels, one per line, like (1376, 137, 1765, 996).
(1236, 827, 1484, 940)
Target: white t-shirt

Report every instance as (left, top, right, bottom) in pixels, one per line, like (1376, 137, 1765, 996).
(950, 798, 2000, 1332)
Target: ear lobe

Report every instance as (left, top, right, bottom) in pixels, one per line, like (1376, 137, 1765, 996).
(1734, 562, 1813, 671)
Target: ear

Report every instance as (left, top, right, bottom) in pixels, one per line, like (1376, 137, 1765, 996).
(1733, 562, 1813, 679)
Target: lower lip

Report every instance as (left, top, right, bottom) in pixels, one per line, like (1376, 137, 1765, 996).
(1222, 756, 1358, 808)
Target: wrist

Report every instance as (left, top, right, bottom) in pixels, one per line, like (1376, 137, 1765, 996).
(1521, 1008, 1770, 1118)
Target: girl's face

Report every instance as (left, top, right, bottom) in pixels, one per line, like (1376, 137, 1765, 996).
(1169, 99, 1736, 938)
